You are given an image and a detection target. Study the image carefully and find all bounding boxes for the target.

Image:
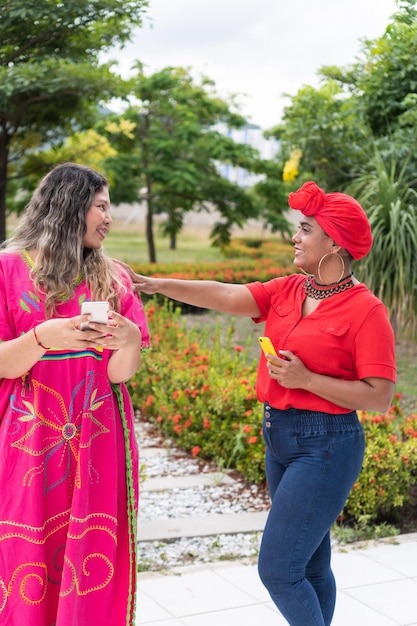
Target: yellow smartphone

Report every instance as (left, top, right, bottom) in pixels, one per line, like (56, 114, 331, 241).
(258, 336, 278, 362)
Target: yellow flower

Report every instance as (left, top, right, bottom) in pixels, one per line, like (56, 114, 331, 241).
(105, 118, 137, 140)
(283, 148, 302, 183)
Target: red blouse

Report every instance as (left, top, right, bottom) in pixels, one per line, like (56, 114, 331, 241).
(246, 274, 396, 413)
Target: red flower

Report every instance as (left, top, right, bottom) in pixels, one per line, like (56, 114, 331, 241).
(191, 446, 201, 457)
(145, 395, 154, 406)
(248, 436, 258, 444)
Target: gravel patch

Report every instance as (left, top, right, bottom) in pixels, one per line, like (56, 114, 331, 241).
(136, 418, 270, 571)
(139, 483, 270, 521)
(137, 532, 262, 572)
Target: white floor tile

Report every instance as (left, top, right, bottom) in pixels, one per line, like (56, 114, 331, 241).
(136, 619, 184, 626)
(332, 550, 403, 588)
(333, 591, 398, 625)
(181, 602, 286, 626)
(363, 541, 417, 578)
(346, 578, 417, 624)
(137, 569, 254, 617)
(213, 562, 272, 602)
(136, 589, 176, 623)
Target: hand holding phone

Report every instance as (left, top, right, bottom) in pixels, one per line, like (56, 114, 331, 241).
(80, 301, 109, 330)
(258, 336, 278, 363)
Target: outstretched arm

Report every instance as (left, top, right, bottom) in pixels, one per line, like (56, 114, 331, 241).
(125, 269, 261, 318)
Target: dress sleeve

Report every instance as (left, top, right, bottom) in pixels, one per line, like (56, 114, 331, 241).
(0, 258, 14, 342)
(115, 265, 151, 351)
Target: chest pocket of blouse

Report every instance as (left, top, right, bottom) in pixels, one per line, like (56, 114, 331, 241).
(319, 319, 351, 337)
(273, 301, 294, 317)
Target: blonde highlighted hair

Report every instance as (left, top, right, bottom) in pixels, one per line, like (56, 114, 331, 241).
(2, 162, 125, 316)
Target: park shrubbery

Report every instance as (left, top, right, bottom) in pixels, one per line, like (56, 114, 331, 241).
(132, 257, 293, 284)
(128, 296, 417, 536)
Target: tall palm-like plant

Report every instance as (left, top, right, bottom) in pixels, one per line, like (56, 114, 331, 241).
(347, 154, 417, 337)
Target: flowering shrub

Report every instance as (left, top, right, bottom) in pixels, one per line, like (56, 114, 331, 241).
(343, 403, 417, 525)
(130, 257, 293, 284)
(129, 299, 417, 530)
(221, 238, 294, 261)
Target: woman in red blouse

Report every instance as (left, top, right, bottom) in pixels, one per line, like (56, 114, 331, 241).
(132, 181, 396, 626)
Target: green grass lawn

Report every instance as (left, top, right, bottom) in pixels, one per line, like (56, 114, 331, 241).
(103, 228, 223, 265)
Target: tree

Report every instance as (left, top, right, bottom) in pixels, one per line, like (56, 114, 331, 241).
(346, 152, 417, 336)
(269, 80, 371, 192)
(270, 1, 417, 193)
(0, 0, 148, 241)
(353, 0, 417, 137)
(100, 66, 268, 262)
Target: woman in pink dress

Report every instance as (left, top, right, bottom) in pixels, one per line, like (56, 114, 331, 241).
(0, 163, 150, 625)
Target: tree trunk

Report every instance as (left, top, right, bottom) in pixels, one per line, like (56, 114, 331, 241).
(145, 197, 157, 263)
(0, 137, 9, 244)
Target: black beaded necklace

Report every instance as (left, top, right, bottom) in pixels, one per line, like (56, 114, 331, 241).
(303, 273, 355, 299)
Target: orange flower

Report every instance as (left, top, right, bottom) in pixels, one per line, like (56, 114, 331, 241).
(248, 436, 258, 444)
(145, 395, 154, 406)
(191, 446, 202, 457)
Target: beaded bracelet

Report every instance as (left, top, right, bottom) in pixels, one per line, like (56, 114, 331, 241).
(33, 326, 51, 350)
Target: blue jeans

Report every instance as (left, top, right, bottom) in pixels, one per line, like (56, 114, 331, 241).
(258, 405, 365, 626)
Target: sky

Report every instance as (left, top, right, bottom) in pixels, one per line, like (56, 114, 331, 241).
(108, 0, 399, 130)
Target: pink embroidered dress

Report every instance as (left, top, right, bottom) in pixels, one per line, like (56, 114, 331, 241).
(0, 251, 150, 626)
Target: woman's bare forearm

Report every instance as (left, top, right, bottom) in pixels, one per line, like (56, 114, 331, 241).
(135, 276, 260, 317)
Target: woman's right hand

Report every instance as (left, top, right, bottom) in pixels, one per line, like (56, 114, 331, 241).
(130, 274, 159, 295)
(112, 260, 157, 294)
(34, 316, 108, 351)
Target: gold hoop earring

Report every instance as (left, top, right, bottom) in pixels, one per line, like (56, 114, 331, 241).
(317, 252, 345, 284)
(300, 267, 313, 276)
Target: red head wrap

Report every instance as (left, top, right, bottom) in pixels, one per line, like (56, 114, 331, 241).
(288, 181, 372, 260)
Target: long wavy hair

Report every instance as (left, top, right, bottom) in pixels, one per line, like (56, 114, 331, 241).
(2, 162, 125, 317)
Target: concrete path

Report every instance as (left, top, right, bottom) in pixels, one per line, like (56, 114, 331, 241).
(136, 427, 417, 625)
(137, 534, 417, 626)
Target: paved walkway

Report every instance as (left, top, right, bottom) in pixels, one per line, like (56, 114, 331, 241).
(136, 426, 417, 625)
(137, 533, 417, 626)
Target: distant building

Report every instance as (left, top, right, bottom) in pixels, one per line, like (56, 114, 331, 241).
(213, 122, 280, 188)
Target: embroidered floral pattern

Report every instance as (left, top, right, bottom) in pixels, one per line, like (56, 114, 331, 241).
(10, 373, 111, 493)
